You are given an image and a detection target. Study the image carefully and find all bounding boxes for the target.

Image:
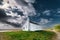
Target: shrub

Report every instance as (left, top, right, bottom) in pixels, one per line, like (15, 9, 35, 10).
(53, 24, 60, 32)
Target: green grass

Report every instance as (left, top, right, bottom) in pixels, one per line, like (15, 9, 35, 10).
(1, 30, 56, 40)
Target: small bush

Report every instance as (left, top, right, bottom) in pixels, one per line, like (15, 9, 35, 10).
(53, 24, 60, 32)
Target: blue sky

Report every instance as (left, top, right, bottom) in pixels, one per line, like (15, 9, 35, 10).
(29, 0, 60, 27)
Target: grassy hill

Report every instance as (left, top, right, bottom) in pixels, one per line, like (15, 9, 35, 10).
(0, 30, 56, 40)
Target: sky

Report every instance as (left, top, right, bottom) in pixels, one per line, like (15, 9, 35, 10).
(0, 0, 60, 31)
(29, 0, 60, 28)
(0, 0, 37, 31)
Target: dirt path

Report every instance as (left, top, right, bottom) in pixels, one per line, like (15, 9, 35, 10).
(52, 30, 60, 40)
(55, 32, 60, 40)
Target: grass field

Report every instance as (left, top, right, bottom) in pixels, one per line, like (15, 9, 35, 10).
(0, 30, 56, 40)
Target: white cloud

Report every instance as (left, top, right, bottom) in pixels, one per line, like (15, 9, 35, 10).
(0, 22, 21, 29)
(43, 10, 51, 16)
(57, 8, 60, 13)
(30, 23, 43, 31)
(0, 0, 44, 31)
(25, 0, 35, 3)
(22, 19, 43, 31)
(1, 0, 36, 16)
(39, 18, 51, 25)
(0, 3, 9, 9)
(14, 0, 36, 16)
